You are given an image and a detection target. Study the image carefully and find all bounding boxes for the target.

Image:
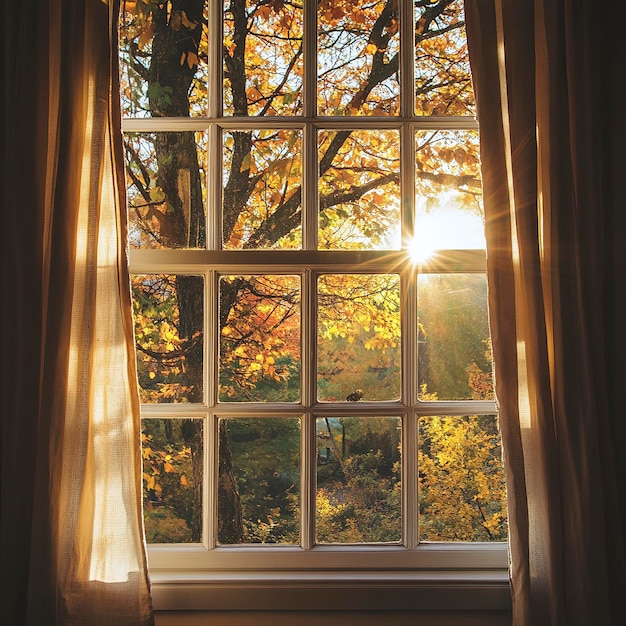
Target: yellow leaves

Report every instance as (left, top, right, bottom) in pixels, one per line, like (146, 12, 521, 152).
(240, 152, 257, 174)
(364, 42, 377, 55)
(224, 36, 237, 57)
(419, 416, 507, 541)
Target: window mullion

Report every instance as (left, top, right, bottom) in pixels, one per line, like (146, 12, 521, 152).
(302, 123, 318, 251)
(206, 412, 217, 549)
(303, 0, 317, 119)
(302, 0, 318, 251)
(400, 0, 415, 119)
(205, 269, 217, 549)
(208, 123, 221, 251)
(301, 269, 316, 549)
(208, 0, 222, 118)
(301, 411, 316, 550)
(402, 265, 418, 549)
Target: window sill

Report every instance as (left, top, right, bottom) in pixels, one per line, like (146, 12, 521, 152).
(149, 569, 511, 611)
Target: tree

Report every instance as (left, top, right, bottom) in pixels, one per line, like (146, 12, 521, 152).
(119, 0, 493, 544)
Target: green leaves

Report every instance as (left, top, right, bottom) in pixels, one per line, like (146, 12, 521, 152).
(147, 82, 173, 108)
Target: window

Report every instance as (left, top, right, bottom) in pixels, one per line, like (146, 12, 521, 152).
(119, 0, 508, 608)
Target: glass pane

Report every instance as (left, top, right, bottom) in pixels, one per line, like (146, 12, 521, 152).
(222, 129, 302, 249)
(132, 274, 204, 403)
(223, 0, 303, 116)
(318, 1, 400, 116)
(119, 3, 208, 117)
(418, 415, 507, 541)
(316, 417, 401, 543)
(219, 275, 301, 402)
(417, 274, 492, 401)
(142, 418, 203, 543)
(124, 132, 207, 249)
(218, 417, 300, 544)
(414, 0, 474, 115)
(318, 130, 400, 250)
(411, 130, 483, 259)
(317, 274, 401, 401)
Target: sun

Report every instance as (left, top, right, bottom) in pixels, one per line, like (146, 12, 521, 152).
(407, 230, 437, 264)
(407, 201, 487, 264)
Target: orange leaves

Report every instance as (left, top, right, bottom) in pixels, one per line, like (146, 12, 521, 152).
(218, 275, 301, 401)
(131, 274, 204, 403)
(317, 0, 401, 116)
(385, 17, 399, 37)
(223, 129, 302, 249)
(256, 4, 272, 21)
(141, 429, 193, 507)
(180, 51, 200, 68)
(270, 0, 285, 12)
(224, 0, 304, 116)
(138, 21, 156, 49)
(180, 11, 198, 30)
(317, 274, 401, 401)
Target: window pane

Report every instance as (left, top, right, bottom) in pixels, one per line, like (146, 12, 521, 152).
(142, 418, 203, 543)
(418, 415, 507, 541)
(223, 0, 303, 116)
(218, 417, 300, 544)
(132, 274, 204, 403)
(219, 275, 301, 402)
(223, 129, 302, 249)
(318, 130, 400, 250)
(119, 3, 208, 117)
(414, 0, 474, 115)
(413, 130, 484, 256)
(417, 274, 492, 401)
(318, 1, 400, 116)
(124, 132, 207, 249)
(317, 274, 401, 401)
(316, 417, 401, 543)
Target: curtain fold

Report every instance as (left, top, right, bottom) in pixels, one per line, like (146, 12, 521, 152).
(465, 1, 626, 624)
(2, 1, 154, 623)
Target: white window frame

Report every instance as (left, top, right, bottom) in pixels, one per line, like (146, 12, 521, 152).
(123, 0, 510, 611)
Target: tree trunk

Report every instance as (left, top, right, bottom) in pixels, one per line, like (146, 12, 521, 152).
(148, 0, 244, 543)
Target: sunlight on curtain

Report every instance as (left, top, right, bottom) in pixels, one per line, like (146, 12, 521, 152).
(1, 0, 154, 623)
(465, 0, 626, 623)
(64, 72, 147, 587)
(55, 1, 154, 618)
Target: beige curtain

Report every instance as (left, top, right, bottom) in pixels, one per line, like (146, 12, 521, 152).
(1, 0, 153, 623)
(465, 0, 626, 624)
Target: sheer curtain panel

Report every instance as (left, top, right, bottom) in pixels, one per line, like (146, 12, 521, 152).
(1, 0, 154, 623)
(465, 1, 626, 624)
